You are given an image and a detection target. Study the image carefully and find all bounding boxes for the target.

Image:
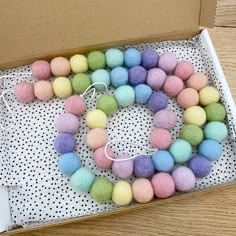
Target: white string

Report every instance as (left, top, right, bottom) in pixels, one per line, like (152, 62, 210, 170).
(0, 73, 32, 89)
(81, 82, 109, 100)
(104, 139, 158, 162)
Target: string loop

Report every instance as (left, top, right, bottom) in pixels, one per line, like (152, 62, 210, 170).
(81, 82, 109, 100)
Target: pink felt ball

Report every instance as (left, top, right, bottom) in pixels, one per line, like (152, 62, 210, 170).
(172, 166, 196, 192)
(50, 57, 71, 76)
(86, 128, 108, 149)
(174, 61, 194, 80)
(158, 52, 178, 73)
(149, 128, 172, 149)
(163, 75, 184, 97)
(151, 173, 175, 198)
(32, 60, 51, 80)
(177, 88, 199, 109)
(186, 72, 208, 91)
(146, 68, 167, 90)
(132, 178, 154, 203)
(34, 80, 54, 101)
(153, 109, 177, 130)
(93, 146, 115, 169)
(65, 95, 86, 116)
(15, 81, 35, 103)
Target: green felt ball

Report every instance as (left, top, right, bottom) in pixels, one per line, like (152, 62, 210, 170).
(114, 85, 135, 107)
(204, 103, 226, 122)
(87, 51, 106, 71)
(180, 124, 203, 146)
(90, 177, 113, 202)
(97, 95, 118, 116)
(72, 73, 91, 94)
(204, 121, 228, 142)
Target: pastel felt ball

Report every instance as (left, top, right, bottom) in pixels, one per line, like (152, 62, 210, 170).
(91, 69, 110, 91)
(134, 155, 155, 178)
(198, 139, 222, 161)
(15, 81, 35, 103)
(65, 95, 86, 116)
(53, 77, 72, 98)
(148, 91, 168, 113)
(151, 173, 175, 198)
(54, 133, 76, 154)
(112, 180, 132, 206)
(134, 84, 152, 104)
(90, 177, 113, 203)
(86, 128, 108, 149)
(188, 155, 211, 178)
(110, 67, 128, 88)
(169, 139, 192, 163)
(72, 73, 91, 94)
(149, 128, 172, 149)
(87, 51, 106, 71)
(163, 75, 184, 97)
(70, 54, 88, 73)
(114, 85, 135, 107)
(34, 80, 54, 101)
(158, 52, 178, 73)
(172, 166, 195, 192)
(174, 61, 194, 80)
(124, 48, 141, 68)
(177, 88, 199, 109)
(152, 150, 174, 172)
(58, 152, 81, 176)
(93, 146, 115, 169)
(180, 124, 203, 146)
(50, 57, 71, 76)
(55, 113, 80, 134)
(204, 121, 228, 142)
(86, 109, 107, 128)
(97, 95, 118, 116)
(132, 178, 154, 203)
(146, 68, 167, 90)
(141, 49, 159, 69)
(70, 167, 95, 192)
(105, 48, 124, 68)
(186, 72, 208, 91)
(32, 60, 51, 80)
(183, 106, 206, 126)
(129, 66, 147, 86)
(199, 86, 220, 106)
(204, 103, 226, 122)
(153, 109, 177, 130)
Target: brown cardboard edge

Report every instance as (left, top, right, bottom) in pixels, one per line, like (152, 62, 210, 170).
(200, 0, 217, 27)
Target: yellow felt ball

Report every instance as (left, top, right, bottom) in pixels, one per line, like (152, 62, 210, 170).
(86, 109, 107, 129)
(70, 54, 88, 73)
(199, 86, 220, 106)
(52, 77, 72, 98)
(184, 106, 206, 126)
(112, 180, 133, 206)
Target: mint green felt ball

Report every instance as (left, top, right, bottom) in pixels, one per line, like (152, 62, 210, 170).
(105, 48, 124, 68)
(97, 95, 118, 116)
(87, 51, 106, 71)
(72, 73, 91, 94)
(91, 69, 110, 91)
(204, 103, 226, 122)
(204, 121, 228, 142)
(180, 124, 203, 146)
(169, 139, 192, 163)
(70, 167, 95, 192)
(90, 177, 113, 203)
(114, 85, 135, 107)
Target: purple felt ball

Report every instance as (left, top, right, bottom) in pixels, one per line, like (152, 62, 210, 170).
(153, 109, 177, 130)
(129, 66, 147, 86)
(188, 155, 211, 178)
(141, 49, 159, 69)
(54, 133, 76, 154)
(134, 155, 155, 178)
(158, 52, 178, 73)
(146, 68, 167, 90)
(148, 92, 168, 113)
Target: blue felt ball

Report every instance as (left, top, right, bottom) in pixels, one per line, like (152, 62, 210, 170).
(105, 48, 124, 68)
(134, 155, 155, 178)
(198, 139, 222, 161)
(148, 91, 168, 113)
(135, 84, 152, 104)
(91, 69, 110, 91)
(129, 66, 147, 86)
(124, 48, 141, 68)
(110, 67, 128, 87)
(141, 49, 159, 69)
(114, 85, 135, 107)
(58, 152, 81, 176)
(152, 150, 174, 172)
(54, 133, 76, 154)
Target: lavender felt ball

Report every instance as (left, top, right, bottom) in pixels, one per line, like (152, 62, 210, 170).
(158, 52, 178, 73)
(146, 68, 167, 90)
(153, 109, 177, 130)
(148, 92, 168, 113)
(129, 66, 147, 86)
(141, 49, 159, 69)
(54, 133, 76, 154)
(134, 155, 155, 178)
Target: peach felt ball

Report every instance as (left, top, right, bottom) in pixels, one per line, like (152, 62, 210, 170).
(177, 88, 199, 109)
(15, 81, 35, 103)
(93, 146, 115, 169)
(86, 128, 108, 149)
(149, 128, 172, 149)
(65, 95, 86, 116)
(163, 76, 184, 97)
(50, 57, 71, 76)
(34, 81, 54, 101)
(32, 60, 51, 80)
(174, 61, 194, 80)
(186, 72, 208, 91)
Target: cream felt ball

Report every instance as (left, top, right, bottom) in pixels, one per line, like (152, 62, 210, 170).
(97, 95, 118, 116)
(158, 52, 178, 73)
(72, 73, 91, 94)
(184, 106, 206, 126)
(163, 75, 184, 97)
(134, 84, 152, 104)
(93, 146, 115, 169)
(180, 124, 203, 146)
(110, 66, 128, 88)
(105, 48, 124, 68)
(86, 109, 107, 128)
(204, 121, 228, 142)
(91, 69, 110, 91)
(186, 72, 208, 91)
(53, 77, 72, 98)
(153, 109, 177, 130)
(149, 128, 172, 149)
(146, 68, 167, 90)
(34, 80, 54, 101)
(65, 95, 86, 116)
(87, 51, 106, 71)
(204, 103, 226, 122)
(32, 60, 51, 80)
(174, 61, 194, 80)
(50, 57, 71, 76)
(70, 54, 88, 73)
(199, 86, 220, 106)
(114, 85, 135, 107)
(177, 88, 199, 109)
(124, 48, 141, 68)
(15, 81, 35, 103)
(86, 128, 108, 149)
